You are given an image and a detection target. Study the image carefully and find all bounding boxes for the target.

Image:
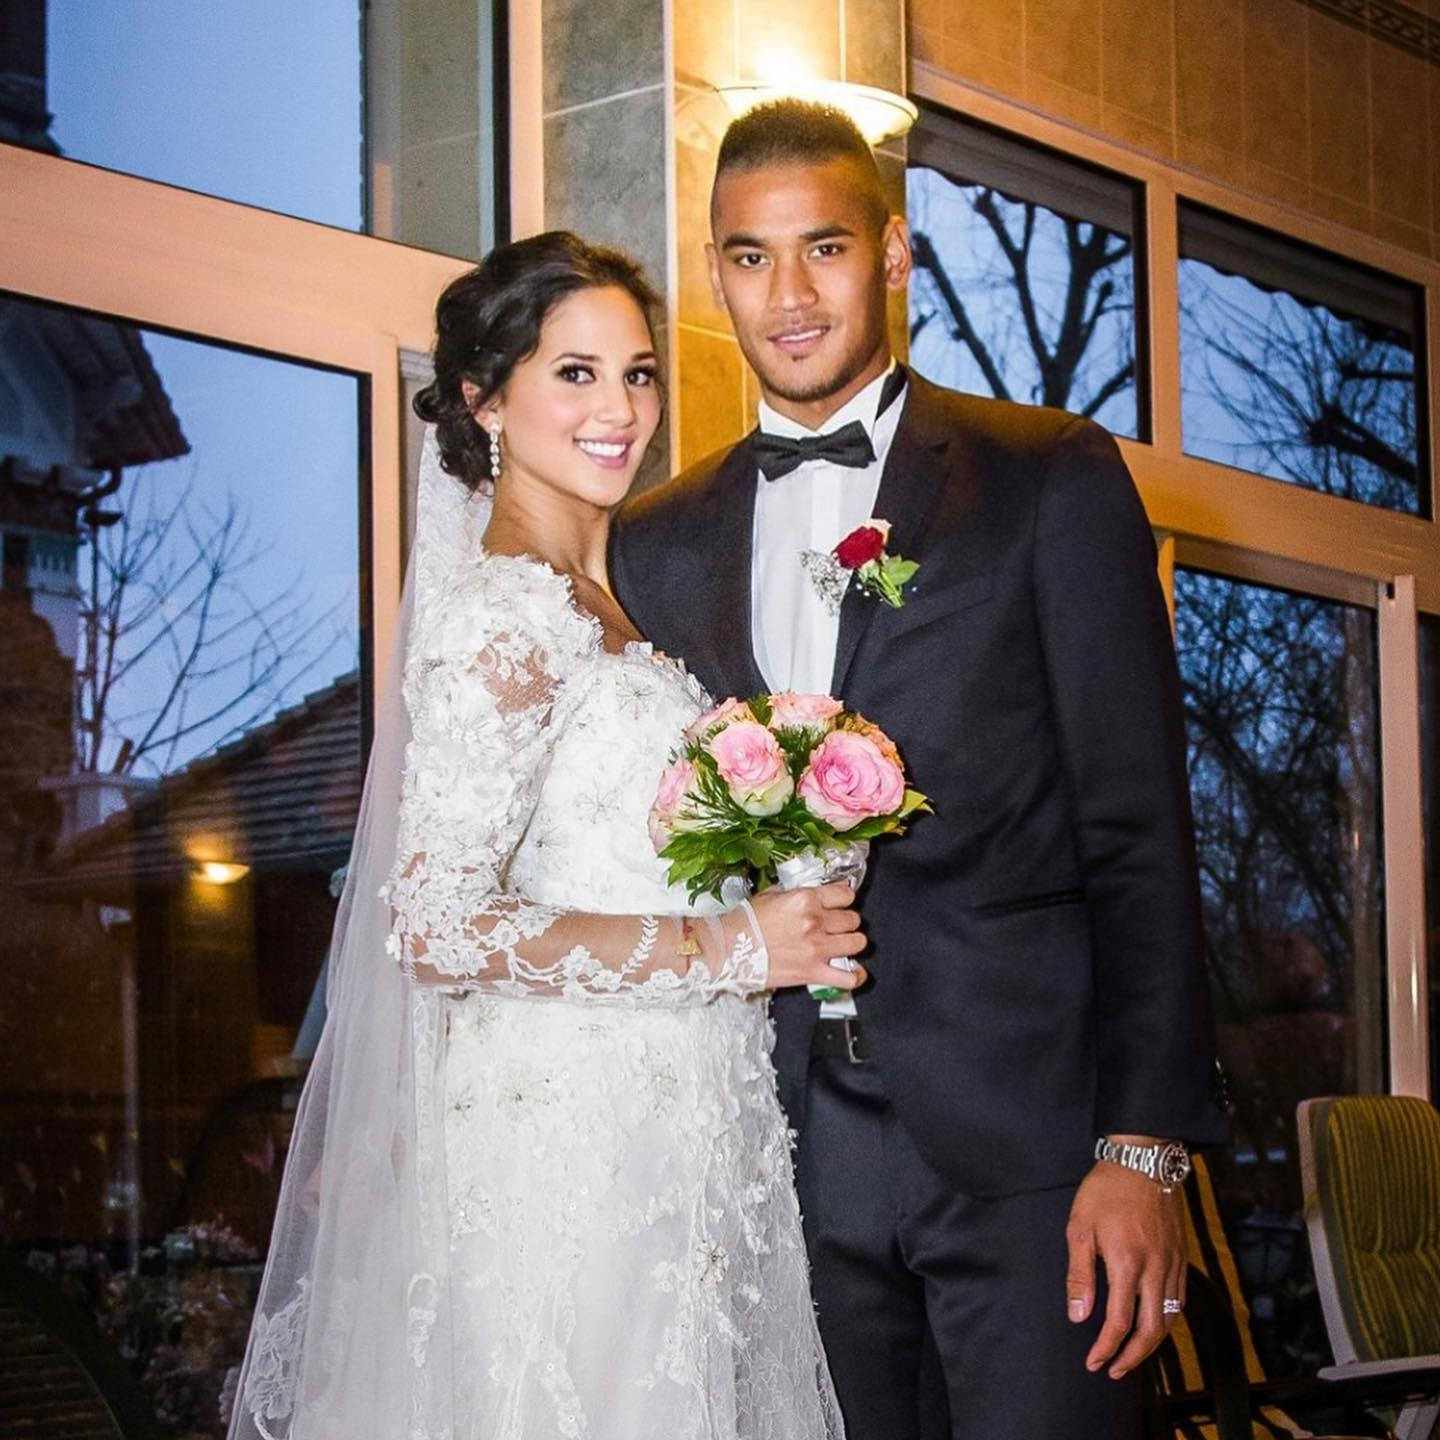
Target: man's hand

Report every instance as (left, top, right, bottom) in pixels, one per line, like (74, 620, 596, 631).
(1065, 1136, 1186, 1380)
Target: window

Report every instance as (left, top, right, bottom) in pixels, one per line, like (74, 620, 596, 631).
(907, 107, 1146, 439)
(1174, 567, 1384, 1374)
(1179, 202, 1428, 515)
(1422, 615, 1440, 1108)
(2, 0, 365, 230)
(0, 289, 364, 1434)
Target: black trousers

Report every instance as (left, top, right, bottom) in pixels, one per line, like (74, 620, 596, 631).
(795, 1056, 1142, 1440)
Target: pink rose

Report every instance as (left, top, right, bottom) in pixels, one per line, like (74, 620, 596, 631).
(768, 692, 843, 734)
(648, 757, 702, 849)
(707, 721, 794, 816)
(797, 730, 905, 831)
(684, 696, 756, 742)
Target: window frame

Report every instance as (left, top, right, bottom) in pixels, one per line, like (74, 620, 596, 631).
(911, 64, 1439, 1099)
(0, 141, 469, 715)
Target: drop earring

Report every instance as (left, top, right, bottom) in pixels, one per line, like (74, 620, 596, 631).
(487, 422, 503, 480)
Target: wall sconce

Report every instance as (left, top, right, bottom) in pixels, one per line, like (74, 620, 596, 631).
(195, 860, 250, 886)
(715, 80, 918, 146)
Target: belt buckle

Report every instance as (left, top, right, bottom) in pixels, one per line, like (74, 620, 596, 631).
(841, 1018, 863, 1065)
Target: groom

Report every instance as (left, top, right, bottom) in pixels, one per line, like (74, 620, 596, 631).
(611, 100, 1228, 1439)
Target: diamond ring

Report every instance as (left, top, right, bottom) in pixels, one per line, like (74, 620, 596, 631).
(1162, 1297, 1183, 1316)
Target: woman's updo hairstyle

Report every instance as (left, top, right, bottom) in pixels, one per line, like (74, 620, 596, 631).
(413, 230, 660, 492)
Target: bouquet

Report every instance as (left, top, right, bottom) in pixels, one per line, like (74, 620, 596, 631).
(649, 692, 929, 998)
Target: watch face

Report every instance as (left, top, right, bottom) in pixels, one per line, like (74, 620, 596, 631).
(1158, 1144, 1191, 1187)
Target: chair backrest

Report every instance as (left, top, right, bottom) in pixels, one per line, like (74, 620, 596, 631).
(1152, 1154, 1310, 1440)
(1298, 1094, 1440, 1365)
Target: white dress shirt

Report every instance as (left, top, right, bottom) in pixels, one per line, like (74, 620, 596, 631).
(750, 363, 905, 696)
(750, 365, 905, 1019)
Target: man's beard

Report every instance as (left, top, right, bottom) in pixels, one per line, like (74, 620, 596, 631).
(745, 321, 886, 407)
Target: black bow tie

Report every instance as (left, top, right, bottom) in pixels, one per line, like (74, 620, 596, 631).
(753, 365, 908, 482)
(754, 421, 876, 481)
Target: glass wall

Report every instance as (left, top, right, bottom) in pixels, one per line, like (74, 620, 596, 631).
(907, 107, 1145, 439)
(1174, 568, 1384, 1374)
(0, 0, 365, 229)
(0, 290, 363, 1436)
(1179, 203, 1428, 516)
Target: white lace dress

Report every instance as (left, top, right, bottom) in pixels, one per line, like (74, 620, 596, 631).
(381, 550, 843, 1440)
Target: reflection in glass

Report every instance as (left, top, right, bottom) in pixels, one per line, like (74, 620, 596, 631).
(1421, 616, 1440, 1108)
(1174, 568, 1383, 1376)
(0, 291, 361, 1435)
(0, 0, 361, 230)
(1179, 203, 1426, 515)
(907, 113, 1142, 438)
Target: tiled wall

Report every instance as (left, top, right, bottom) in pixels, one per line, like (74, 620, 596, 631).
(909, 0, 1440, 261)
(540, 0, 671, 483)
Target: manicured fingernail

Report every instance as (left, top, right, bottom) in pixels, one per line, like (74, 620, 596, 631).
(1111, 1367, 1127, 1380)
(1068, 1299, 1086, 1321)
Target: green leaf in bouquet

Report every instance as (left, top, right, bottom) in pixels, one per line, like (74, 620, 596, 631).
(884, 557, 920, 587)
(747, 693, 773, 726)
(741, 835, 773, 868)
(899, 788, 932, 817)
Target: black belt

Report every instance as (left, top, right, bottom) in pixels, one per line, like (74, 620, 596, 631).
(811, 1016, 872, 1064)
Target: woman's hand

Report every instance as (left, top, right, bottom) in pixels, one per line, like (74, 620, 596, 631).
(750, 882, 868, 992)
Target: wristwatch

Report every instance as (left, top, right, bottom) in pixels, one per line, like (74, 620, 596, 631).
(1093, 1136, 1191, 1191)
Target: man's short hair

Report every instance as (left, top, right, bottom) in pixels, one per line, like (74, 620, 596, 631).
(712, 99, 890, 229)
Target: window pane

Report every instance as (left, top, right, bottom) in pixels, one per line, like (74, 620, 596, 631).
(1421, 615, 1440, 1106)
(0, 1, 362, 229)
(0, 290, 363, 1434)
(907, 109, 1144, 439)
(1179, 203, 1427, 515)
(1174, 568, 1384, 1376)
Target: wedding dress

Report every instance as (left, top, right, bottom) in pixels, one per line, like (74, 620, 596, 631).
(229, 438, 843, 1440)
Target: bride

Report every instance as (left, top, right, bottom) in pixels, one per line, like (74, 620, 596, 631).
(227, 231, 862, 1439)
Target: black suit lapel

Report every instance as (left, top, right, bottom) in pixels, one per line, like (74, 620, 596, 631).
(830, 377, 952, 696)
(701, 435, 769, 698)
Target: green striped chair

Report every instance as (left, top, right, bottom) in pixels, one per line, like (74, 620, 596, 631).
(1298, 1095, 1440, 1440)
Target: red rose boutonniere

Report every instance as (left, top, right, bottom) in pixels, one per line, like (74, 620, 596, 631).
(799, 519, 919, 614)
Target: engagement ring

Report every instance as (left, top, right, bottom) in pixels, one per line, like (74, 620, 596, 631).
(1162, 1298, 1183, 1316)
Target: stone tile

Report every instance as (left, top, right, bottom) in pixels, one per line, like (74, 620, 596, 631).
(1243, 0, 1310, 180)
(399, 0, 480, 149)
(909, 21, 945, 67)
(1372, 210, 1433, 259)
(1101, 103, 1176, 161)
(1025, 0, 1102, 95)
(1175, 0, 1245, 153)
(1244, 158, 1312, 213)
(1023, 72, 1102, 130)
(943, 0, 1023, 63)
(943, 35, 1025, 99)
(1308, 14, 1371, 205)
(907, 0, 949, 36)
(1433, 60, 1440, 238)
(396, 135, 481, 259)
(676, 0, 737, 88)
(846, 0, 906, 92)
(1177, 133, 1247, 189)
(1101, 0, 1175, 129)
(542, 0, 664, 114)
(678, 326, 747, 467)
(737, 0, 842, 83)
(544, 89, 669, 300)
(1309, 185, 1373, 237)
(1370, 43, 1431, 229)
(675, 91, 733, 332)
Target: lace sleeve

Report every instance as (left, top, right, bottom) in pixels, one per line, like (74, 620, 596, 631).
(382, 635, 766, 1004)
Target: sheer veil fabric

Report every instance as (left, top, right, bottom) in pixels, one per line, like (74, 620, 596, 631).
(227, 434, 477, 1439)
(229, 434, 843, 1440)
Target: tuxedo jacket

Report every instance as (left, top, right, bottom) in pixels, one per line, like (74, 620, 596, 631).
(611, 372, 1229, 1196)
